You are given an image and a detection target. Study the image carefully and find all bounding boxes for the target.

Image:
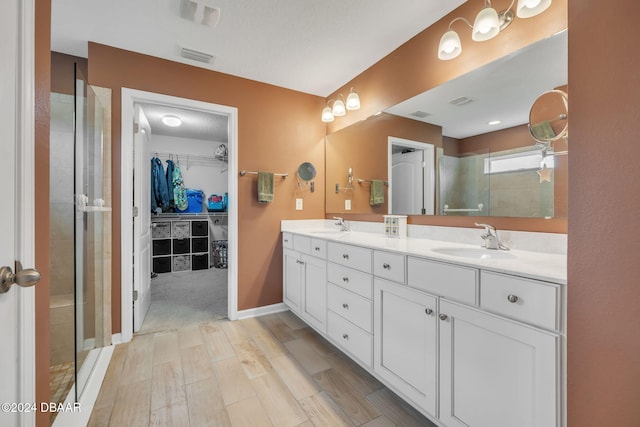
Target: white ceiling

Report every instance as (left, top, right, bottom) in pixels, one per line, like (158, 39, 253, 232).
(51, 0, 466, 97)
(385, 30, 568, 139)
(138, 102, 229, 142)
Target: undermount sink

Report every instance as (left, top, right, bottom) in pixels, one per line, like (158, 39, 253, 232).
(432, 247, 516, 260)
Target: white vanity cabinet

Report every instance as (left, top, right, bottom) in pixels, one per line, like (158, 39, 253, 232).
(438, 299, 559, 427)
(282, 233, 327, 333)
(374, 278, 438, 418)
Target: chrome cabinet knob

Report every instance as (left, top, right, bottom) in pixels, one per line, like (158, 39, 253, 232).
(314, 246, 320, 251)
(425, 308, 433, 315)
(342, 254, 349, 259)
(439, 314, 448, 321)
(507, 294, 519, 303)
(342, 277, 349, 283)
(342, 303, 349, 309)
(382, 263, 391, 270)
(0, 261, 41, 294)
(342, 333, 349, 340)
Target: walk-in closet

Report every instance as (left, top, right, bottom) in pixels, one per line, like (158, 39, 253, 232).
(134, 102, 229, 333)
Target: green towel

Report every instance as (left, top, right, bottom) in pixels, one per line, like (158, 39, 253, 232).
(530, 121, 556, 140)
(257, 171, 275, 203)
(369, 180, 385, 205)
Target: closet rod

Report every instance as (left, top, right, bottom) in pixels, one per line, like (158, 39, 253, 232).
(154, 151, 226, 161)
(239, 170, 288, 178)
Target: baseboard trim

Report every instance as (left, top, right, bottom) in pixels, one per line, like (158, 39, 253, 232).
(111, 333, 123, 345)
(52, 345, 114, 427)
(236, 303, 288, 320)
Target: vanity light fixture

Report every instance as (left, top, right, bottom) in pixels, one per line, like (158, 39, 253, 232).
(162, 115, 182, 127)
(438, 0, 552, 60)
(321, 88, 361, 122)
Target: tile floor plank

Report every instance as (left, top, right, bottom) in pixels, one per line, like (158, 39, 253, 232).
(257, 313, 299, 343)
(200, 321, 236, 361)
(366, 388, 436, 427)
(93, 342, 128, 410)
(108, 379, 151, 427)
(232, 339, 273, 379)
(278, 311, 308, 331)
(251, 372, 309, 427)
(119, 334, 154, 386)
(181, 344, 214, 384)
(178, 324, 205, 349)
(226, 396, 274, 427)
(299, 391, 356, 427)
(212, 357, 256, 405)
(284, 339, 332, 375)
(150, 359, 187, 411)
(152, 331, 181, 366)
(150, 401, 190, 427)
(186, 377, 232, 427)
(270, 353, 320, 400)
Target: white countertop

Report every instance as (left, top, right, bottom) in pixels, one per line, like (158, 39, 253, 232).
(282, 228, 567, 285)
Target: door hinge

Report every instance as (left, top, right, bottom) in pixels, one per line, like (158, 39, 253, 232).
(133, 290, 139, 301)
(133, 206, 139, 218)
(421, 208, 426, 214)
(133, 123, 139, 133)
(422, 161, 426, 168)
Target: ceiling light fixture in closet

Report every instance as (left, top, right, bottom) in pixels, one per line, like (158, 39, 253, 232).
(162, 115, 182, 127)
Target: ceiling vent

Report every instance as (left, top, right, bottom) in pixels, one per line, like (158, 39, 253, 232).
(179, 47, 215, 64)
(448, 96, 473, 106)
(410, 110, 431, 118)
(179, 0, 221, 27)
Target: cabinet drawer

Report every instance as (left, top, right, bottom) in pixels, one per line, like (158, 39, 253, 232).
(191, 220, 208, 236)
(310, 238, 327, 259)
(152, 239, 171, 256)
(153, 256, 172, 273)
(293, 235, 311, 254)
(407, 257, 478, 305)
(373, 250, 406, 284)
(328, 283, 373, 333)
(327, 262, 373, 299)
(327, 242, 372, 273)
(282, 232, 293, 249)
(173, 255, 191, 272)
(481, 271, 560, 330)
(191, 253, 208, 270)
(172, 238, 191, 254)
(327, 311, 372, 368)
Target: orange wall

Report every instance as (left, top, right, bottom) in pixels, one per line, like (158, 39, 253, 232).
(51, 51, 87, 95)
(34, 1, 51, 425)
(568, 0, 640, 425)
(324, 0, 568, 233)
(87, 43, 326, 328)
(326, 113, 441, 214)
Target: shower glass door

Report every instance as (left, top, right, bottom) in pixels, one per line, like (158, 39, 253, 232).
(73, 66, 112, 399)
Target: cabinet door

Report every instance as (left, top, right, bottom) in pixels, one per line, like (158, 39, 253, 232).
(301, 254, 327, 332)
(439, 300, 559, 427)
(283, 249, 303, 313)
(374, 279, 437, 417)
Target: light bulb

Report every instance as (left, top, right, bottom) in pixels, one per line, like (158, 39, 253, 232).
(332, 99, 346, 117)
(517, 0, 551, 18)
(438, 30, 461, 60)
(472, 7, 500, 41)
(162, 115, 182, 127)
(321, 106, 334, 122)
(346, 89, 360, 111)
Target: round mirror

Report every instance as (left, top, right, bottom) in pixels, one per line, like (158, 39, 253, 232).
(297, 162, 316, 181)
(528, 90, 568, 143)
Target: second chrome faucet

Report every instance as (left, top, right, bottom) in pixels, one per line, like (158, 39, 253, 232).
(475, 223, 509, 250)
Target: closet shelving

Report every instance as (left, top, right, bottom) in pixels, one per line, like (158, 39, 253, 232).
(155, 151, 227, 171)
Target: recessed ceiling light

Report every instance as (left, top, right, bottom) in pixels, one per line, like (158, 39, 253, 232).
(162, 115, 182, 127)
(488, 120, 501, 125)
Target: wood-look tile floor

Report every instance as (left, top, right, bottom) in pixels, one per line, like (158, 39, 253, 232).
(88, 311, 436, 427)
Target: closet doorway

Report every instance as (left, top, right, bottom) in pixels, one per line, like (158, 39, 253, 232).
(121, 89, 238, 342)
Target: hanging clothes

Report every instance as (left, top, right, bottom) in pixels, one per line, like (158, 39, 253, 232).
(151, 157, 170, 212)
(165, 159, 175, 210)
(173, 162, 188, 211)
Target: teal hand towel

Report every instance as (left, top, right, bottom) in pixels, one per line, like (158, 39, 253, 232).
(257, 171, 275, 203)
(370, 180, 385, 205)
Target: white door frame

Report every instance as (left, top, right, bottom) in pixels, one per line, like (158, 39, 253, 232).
(387, 136, 435, 215)
(2, 0, 36, 425)
(120, 88, 239, 343)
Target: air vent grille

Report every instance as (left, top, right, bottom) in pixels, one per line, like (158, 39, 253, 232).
(410, 110, 431, 118)
(449, 96, 473, 106)
(179, 47, 215, 64)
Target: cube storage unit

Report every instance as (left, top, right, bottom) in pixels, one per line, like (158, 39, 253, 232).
(152, 218, 211, 273)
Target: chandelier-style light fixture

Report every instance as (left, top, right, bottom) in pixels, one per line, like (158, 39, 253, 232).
(321, 88, 361, 122)
(438, 0, 552, 60)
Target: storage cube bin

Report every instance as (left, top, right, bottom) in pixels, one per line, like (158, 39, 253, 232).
(191, 221, 208, 236)
(192, 254, 209, 270)
(172, 255, 191, 272)
(192, 237, 208, 253)
(153, 257, 172, 273)
(172, 221, 190, 238)
(172, 238, 190, 254)
(152, 239, 171, 256)
(152, 221, 171, 239)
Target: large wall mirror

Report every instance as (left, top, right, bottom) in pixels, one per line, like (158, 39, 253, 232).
(326, 30, 568, 219)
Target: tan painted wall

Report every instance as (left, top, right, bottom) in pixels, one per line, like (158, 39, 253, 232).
(568, 0, 640, 425)
(35, 0, 51, 424)
(87, 43, 326, 331)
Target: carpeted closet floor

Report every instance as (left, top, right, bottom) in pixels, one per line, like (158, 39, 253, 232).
(138, 267, 228, 335)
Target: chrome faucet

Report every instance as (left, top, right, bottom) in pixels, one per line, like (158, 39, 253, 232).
(475, 223, 509, 250)
(333, 216, 349, 232)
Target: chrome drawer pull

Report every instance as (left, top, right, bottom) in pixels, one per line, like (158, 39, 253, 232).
(315, 246, 320, 251)
(382, 263, 391, 270)
(425, 308, 433, 315)
(284, 239, 289, 243)
(342, 277, 349, 282)
(342, 253, 349, 259)
(439, 314, 448, 321)
(342, 333, 349, 340)
(507, 294, 519, 303)
(342, 303, 349, 309)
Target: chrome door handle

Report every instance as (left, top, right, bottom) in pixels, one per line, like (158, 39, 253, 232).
(439, 314, 448, 321)
(382, 263, 391, 270)
(425, 308, 433, 315)
(507, 294, 519, 303)
(0, 261, 41, 294)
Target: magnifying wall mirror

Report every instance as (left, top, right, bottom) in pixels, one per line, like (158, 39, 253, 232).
(529, 89, 569, 144)
(297, 162, 316, 192)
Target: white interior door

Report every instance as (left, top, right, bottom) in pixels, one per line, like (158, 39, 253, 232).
(133, 107, 152, 331)
(392, 150, 423, 214)
(0, 0, 36, 425)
